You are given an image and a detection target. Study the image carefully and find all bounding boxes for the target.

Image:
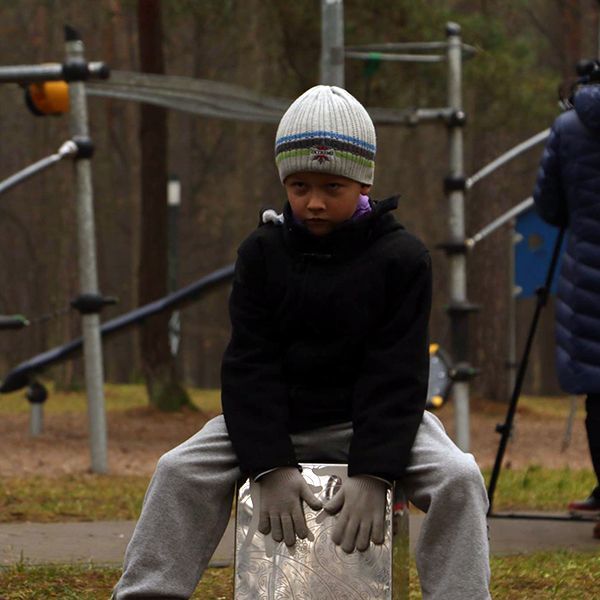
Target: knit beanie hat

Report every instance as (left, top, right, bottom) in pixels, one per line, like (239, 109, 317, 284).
(275, 85, 376, 185)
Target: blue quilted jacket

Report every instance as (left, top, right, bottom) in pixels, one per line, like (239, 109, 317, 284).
(534, 84, 600, 394)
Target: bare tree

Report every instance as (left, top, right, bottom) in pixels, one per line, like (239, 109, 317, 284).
(137, 0, 190, 410)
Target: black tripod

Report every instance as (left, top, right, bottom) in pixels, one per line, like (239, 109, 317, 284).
(486, 226, 595, 522)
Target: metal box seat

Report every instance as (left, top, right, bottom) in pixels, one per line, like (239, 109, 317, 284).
(234, 463, 409, 599)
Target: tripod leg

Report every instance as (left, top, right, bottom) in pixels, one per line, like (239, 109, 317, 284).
(487, 226, 565, 514)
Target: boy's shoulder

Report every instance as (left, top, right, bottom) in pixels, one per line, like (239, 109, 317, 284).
(371, 212, 430, 267)
(235, 215, 285, 264)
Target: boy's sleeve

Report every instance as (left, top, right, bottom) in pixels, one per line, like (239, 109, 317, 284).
(348, 250, 432, 481)
(533, 123, 568, 227)
(221, 236, 298, 477)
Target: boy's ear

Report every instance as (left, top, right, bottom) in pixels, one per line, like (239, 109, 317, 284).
(360, 184, 372, 195)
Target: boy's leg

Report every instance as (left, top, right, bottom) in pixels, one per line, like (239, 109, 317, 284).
(113, 415, 241, 600)
(402, 411, 491, 600)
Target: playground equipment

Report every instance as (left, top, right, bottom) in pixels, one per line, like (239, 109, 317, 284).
(1, 9, 478, 455)
(0, 26, 111, 472)
(0, 5, 555, 469)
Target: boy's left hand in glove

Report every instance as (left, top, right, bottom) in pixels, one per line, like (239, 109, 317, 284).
(323, 475, 388, 553)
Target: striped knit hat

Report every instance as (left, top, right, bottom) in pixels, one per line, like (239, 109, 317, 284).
(275, 85, 376, 185)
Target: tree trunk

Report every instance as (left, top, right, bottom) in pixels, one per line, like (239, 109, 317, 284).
(137, 0, 190, 410)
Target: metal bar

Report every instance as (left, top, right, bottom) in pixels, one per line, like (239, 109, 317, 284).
(344, 51, 444, 63)
(66, 32, 108, 474)
(466, 129, 550, 189)
(345, 41, 477, 57)
(0, 265, 236, 394)
(29, 404, 43, 436)
(0, 64, 63, 83)
(467, 197, 534, 247)
(0, 61, 107, 84)
(320, 0, 345, 87)
(0, 141, 77, 196)
(446, 22, 470, 452)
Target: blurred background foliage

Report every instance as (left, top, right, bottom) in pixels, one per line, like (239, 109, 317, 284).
(0, 0, 595, 404)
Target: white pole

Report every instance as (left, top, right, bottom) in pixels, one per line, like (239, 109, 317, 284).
(446, 22, 470, 451)
(66, 28, 108, 473)
(168, 177, 181, 357)
(320, 0, 345, 86)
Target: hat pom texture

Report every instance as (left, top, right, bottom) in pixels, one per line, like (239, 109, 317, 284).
(275, 86, 376, 185)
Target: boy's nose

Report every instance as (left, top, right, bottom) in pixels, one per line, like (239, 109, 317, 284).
(306, 194, 326, 211)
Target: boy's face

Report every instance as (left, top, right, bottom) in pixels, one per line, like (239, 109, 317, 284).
(284, 171, 371, 236)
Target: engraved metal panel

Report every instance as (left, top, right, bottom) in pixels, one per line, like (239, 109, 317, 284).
(234, 463, 409, 600)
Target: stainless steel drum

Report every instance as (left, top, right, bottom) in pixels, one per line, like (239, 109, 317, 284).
(234, 463, 409, 599)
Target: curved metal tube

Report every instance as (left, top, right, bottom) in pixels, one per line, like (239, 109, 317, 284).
(466, 129, 550, 189)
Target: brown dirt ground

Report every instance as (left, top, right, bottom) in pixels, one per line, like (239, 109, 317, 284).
(0, 397, 593, 477)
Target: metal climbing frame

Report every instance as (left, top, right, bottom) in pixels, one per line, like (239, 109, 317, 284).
(0, 26, 110, 472)
(321, 1, 477, 451)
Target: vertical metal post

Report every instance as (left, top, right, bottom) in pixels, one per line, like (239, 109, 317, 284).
(168, 176, 181, 357)
(65, 28, 108, 473)
(507, 221, 521, 397)
(446, 22, 471, 451)
(320, 0, 345, 86)
(30, 404, 43, 436)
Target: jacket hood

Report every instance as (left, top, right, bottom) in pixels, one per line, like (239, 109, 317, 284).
(574, 85, 600, 131)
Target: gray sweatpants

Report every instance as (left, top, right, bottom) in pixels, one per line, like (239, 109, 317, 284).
(114, 411, 491, 599)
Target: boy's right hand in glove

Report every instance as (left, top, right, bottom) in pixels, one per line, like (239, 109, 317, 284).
(257, 467, 323, 546)
(323, 475, 388, 553)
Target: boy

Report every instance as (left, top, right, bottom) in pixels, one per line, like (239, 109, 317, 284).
(114, 85, 491, 599)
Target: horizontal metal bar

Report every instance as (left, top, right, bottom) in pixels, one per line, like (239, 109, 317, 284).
(0, 61, 108, 84)
(0, 64, 63, 83)
(345, 41, 477, 58)
(345, 51, 445, 63)
(368, 106, 453, 125)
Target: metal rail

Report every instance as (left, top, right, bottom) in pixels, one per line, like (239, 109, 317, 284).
(466, 197, 534, 248)
(466, 129, 550, 189)
(0, 141, 77, 196)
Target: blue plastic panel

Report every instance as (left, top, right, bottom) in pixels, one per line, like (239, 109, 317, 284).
(515, 208, 566, 298)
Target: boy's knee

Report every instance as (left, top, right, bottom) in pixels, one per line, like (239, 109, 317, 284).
(155, 448, 187, 482)
(443, 455, 487, 504)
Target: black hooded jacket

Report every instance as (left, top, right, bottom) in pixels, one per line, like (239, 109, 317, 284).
(221, 196, 432, 481)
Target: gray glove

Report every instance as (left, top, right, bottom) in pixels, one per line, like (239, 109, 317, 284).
(257, 467, 323, 546)
(323, 475, 388, 553)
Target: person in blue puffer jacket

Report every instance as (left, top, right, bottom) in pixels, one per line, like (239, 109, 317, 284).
(533, 61, 600, 538)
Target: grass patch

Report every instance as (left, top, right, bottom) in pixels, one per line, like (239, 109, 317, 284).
(0, 563, 231, 600)
(482, 466, 596, 512)
(0, 475, 149, 523)
(0, 467, 595, 523)
(518, 394, 585, 420)
(0, 551, 598, 599)
(489, 550, 600, 599)
(0, 383, 222, 415)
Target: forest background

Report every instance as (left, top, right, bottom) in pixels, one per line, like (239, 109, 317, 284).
(0, 0, 596, 408)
